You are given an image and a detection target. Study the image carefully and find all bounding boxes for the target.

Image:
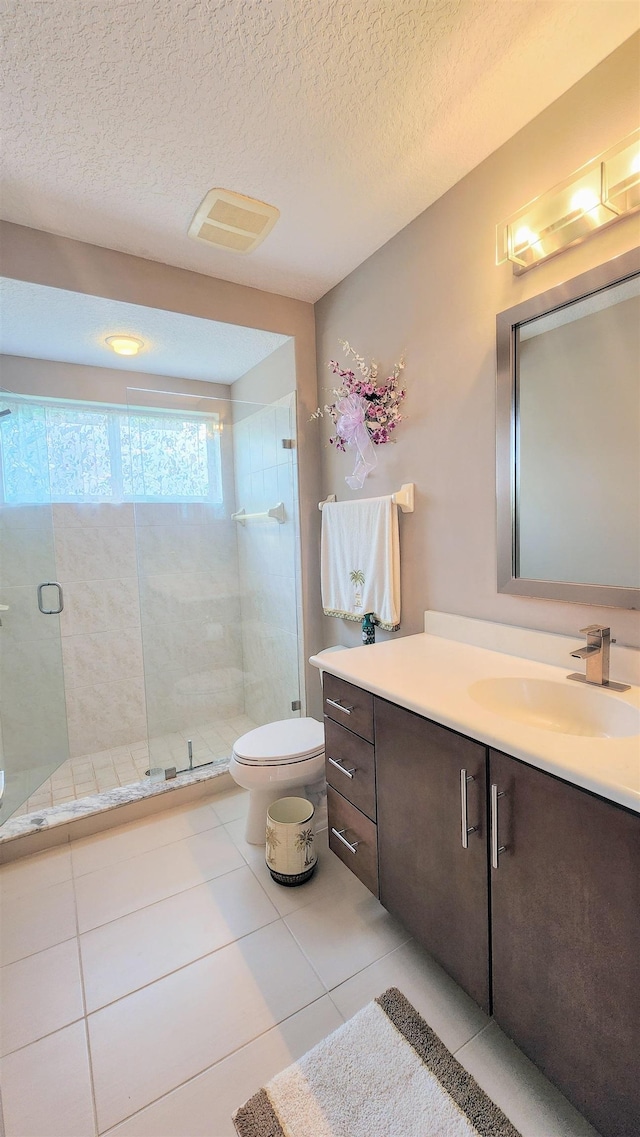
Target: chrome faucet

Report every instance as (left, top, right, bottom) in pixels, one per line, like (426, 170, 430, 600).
(568, 626, 629, 691)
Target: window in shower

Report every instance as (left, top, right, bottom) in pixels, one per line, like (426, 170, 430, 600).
(0, 399, 223, 505)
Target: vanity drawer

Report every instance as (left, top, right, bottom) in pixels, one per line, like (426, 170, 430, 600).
(325, 718, 376, 821)
(327, 786, 378, 897)
(323, 674, 374, 742)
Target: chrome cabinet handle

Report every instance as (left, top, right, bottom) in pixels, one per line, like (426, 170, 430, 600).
(331, 826, 359, 854)
(326, 697, 353, 715)
(460, 769, 478, 849)
(37, 582, 64, 615)
(328, 756, 356, 779)
(490, 783, 506, 869)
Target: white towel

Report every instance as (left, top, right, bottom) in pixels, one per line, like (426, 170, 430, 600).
(321, 497, 401, 631)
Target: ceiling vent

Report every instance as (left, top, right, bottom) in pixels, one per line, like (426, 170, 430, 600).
(187, 188, 280, 254)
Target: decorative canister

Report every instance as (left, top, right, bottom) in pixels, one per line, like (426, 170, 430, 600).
(362, 612, 376, 645)
(265, 797, 317, 886)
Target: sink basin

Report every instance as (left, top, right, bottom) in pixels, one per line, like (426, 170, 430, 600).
(468, 677, 640, 738)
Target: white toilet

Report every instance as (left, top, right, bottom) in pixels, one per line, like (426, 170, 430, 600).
(229, 717, 326, 844)
(229, 646, 350, 845)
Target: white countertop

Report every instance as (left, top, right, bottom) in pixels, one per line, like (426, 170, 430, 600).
(310, 632, 640, 814)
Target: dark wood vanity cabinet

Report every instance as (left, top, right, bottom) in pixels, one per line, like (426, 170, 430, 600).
(375, 697, 490, 1012)
(324, 676, 379, 897)
(489, 749, 640, 1137)
(323, 674, 640, 1137)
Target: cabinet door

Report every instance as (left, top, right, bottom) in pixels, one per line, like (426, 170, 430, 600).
(490, 749, 640, 1137)
(375, 698, 490, 1012)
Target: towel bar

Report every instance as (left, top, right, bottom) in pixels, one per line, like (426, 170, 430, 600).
(318, 483, 414, 513)
(232, 502, 286, 524)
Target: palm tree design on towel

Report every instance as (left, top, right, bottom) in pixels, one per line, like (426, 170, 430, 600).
(350, 569, 365, 609)
(295, 827, 315, 867)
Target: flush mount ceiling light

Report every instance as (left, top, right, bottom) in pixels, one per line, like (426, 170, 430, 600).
(187, 188, 280, 254)
(497, 128, 640, 274)
(105, 335, 145, 356)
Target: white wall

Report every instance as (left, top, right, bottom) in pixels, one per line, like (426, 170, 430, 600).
(314, 34, 640, 650)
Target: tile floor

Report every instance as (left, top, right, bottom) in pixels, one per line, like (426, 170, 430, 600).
(12, 716, 258, 817)
(0, 787, 599, 1137)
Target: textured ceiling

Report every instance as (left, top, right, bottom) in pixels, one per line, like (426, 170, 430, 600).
(2, 1, 639, 302)
(0, 279, 290, 382)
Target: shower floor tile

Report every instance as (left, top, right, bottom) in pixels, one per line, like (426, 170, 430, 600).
(10, 715, 259, 820)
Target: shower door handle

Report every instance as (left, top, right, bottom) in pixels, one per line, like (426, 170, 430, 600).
(0, 769, 4, 806)
(37, 582, 64, 615)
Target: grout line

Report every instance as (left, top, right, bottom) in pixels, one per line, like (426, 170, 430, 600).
(325, 936, 415, 999)
(83, 901, 282, 1018)
(0, 1013, 86, 1061)
(96, 984, 333, 1136)
(274, 916, 330, 994)
(70, 867, 101, 1137)
(70, 812, 228, 884)
(0, 931, 78, 969)
(75, 853, 249, 935)
(452, 1020, 493, 1057)
(326, 991, 347, 1024)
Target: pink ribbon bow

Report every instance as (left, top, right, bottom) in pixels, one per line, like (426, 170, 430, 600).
(335, 393, 377, 489)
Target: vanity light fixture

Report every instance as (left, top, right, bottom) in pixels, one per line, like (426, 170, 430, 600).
(105, 335, 145, 357)
(497, 127, 640, 273)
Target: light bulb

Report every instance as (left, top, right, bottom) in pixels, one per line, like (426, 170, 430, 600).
(570, 188, 599, 214)
(105, 335, 145, 356)
(513, 226, 537, 248)
(630, 150, 640, 176)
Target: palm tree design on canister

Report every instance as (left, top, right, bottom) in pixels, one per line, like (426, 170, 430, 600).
(350, 568, 365, 609)
(295, 827, 315, 867)
(265, 824, 280, 866)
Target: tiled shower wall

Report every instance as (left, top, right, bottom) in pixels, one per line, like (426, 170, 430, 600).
(54, 503, 146, 757)
(135, 504, 244, 738)
(9, 392, 302, 766)
(54, 502, 244, 757)
(233, 394, 303, 726)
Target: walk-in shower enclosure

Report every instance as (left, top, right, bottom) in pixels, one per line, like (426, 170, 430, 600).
(0, 366, 303, 822)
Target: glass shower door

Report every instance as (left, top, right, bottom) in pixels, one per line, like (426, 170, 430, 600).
(125, 385, 303, 778)
(0, 393, 70, 822)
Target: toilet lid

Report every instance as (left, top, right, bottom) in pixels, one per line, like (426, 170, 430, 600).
(232, 717, 324, 766)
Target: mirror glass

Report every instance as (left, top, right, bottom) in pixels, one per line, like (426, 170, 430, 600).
(496, 250, 640, 609)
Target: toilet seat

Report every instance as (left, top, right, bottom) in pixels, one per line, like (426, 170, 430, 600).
(232, 717, 324, 767)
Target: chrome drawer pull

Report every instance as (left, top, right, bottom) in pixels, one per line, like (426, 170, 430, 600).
(460, 768, 478, 849)
(325, 697, 354, 715)
(328, 756, 356, 779)
(331, 827, 359, 854)
(490, 784, 506, 869)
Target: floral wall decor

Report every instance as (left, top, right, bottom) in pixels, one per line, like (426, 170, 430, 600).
(312, 341, 406, 489)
